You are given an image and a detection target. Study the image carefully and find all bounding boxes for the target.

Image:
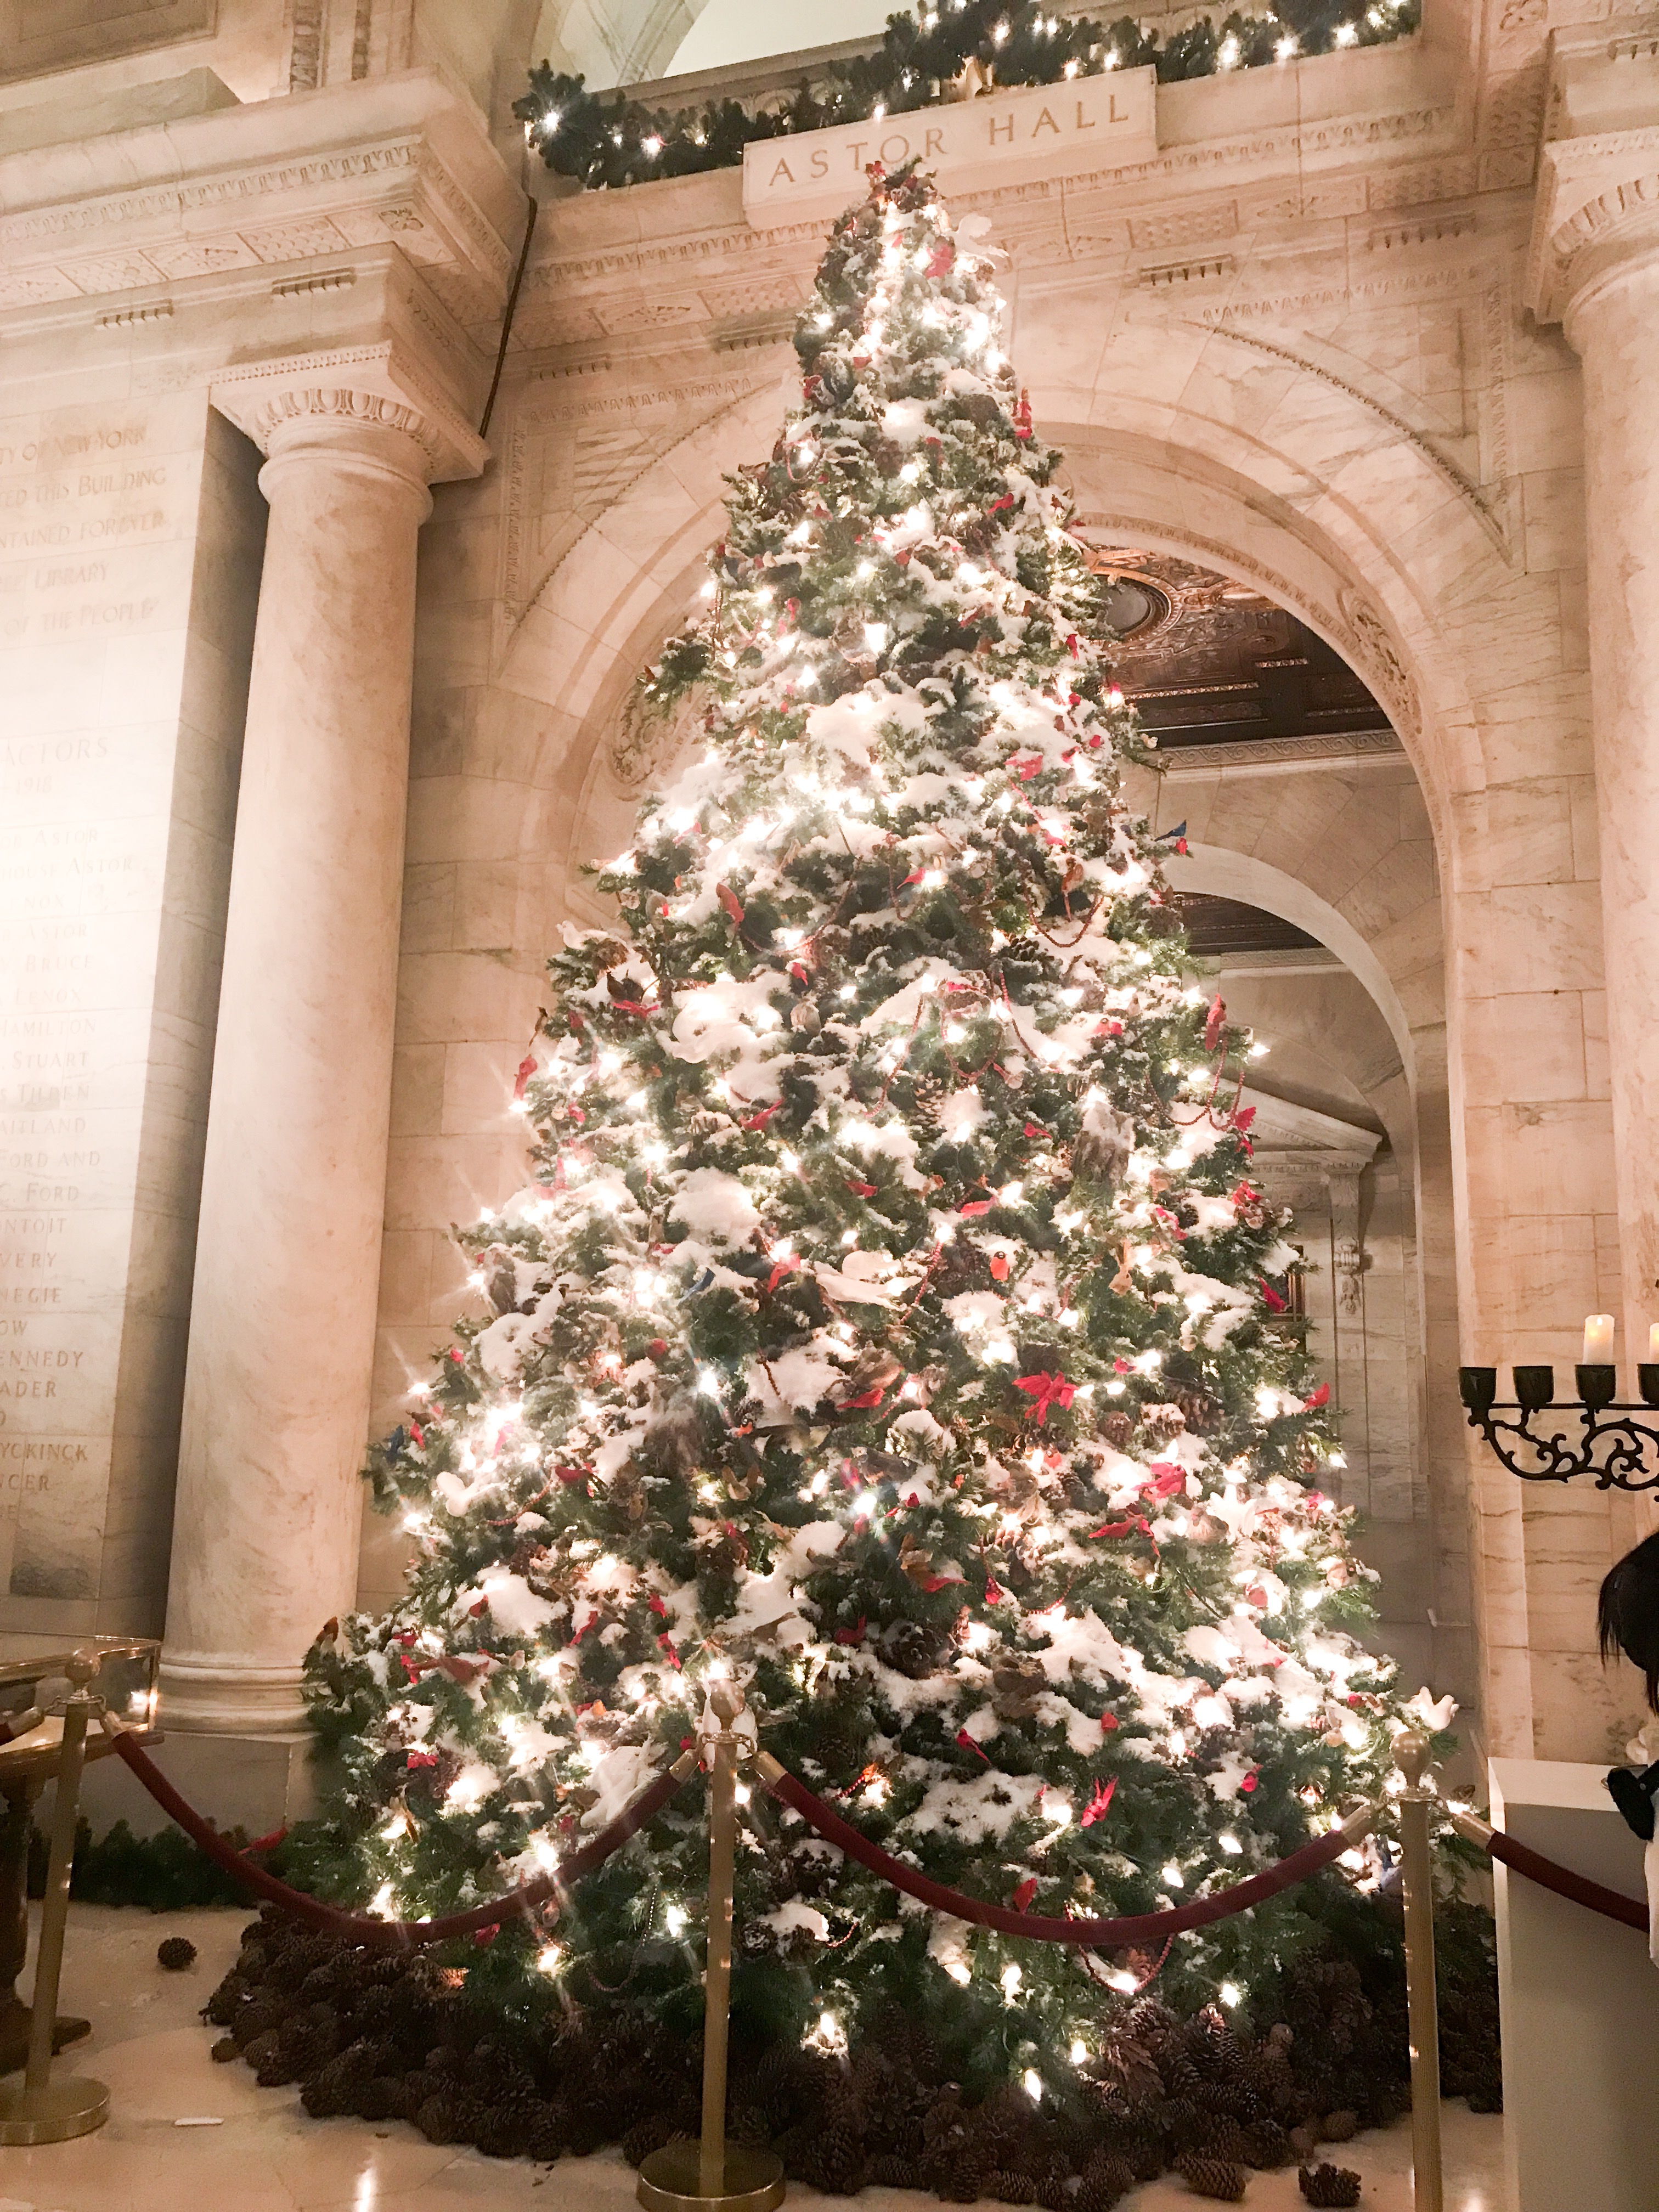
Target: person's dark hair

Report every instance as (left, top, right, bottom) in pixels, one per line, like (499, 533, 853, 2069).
(1599, 1532, 1659, 1713)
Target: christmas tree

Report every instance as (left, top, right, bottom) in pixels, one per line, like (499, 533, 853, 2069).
(307, 162, 1415, 2100)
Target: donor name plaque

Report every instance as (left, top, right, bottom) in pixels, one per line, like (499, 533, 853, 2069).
(742, 69, 1158, 229)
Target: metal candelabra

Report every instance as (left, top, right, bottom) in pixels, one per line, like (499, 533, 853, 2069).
(1458, 1362, 1659, 1489)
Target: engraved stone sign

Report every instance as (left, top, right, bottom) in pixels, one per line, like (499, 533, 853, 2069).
(741, 70, 1158, 230)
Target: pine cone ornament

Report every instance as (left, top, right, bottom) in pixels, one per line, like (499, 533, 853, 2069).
(907, 1071, 949, 1127)
(1300, 2164, 1362, 2207)
(1173, 1387, 1223, 1434)
(157, 1935, 197, 1971)
(1175, 2154, 1249, 2201)
(1001, 935, 1043, 964)
(1137, 1401, 1188, 1444)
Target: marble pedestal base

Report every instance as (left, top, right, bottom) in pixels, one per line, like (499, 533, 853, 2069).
(1491, 1757, 1659, 2212)
(71, 1732, 320, 1843)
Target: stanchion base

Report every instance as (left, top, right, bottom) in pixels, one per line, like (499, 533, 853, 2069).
(637, 2140, 786, 2212)
(0, 1995, 92, 2075)
(0, 2071, 109, 2143)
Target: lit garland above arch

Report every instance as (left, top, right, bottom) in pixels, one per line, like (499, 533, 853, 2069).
(515, 0, 1420, 193)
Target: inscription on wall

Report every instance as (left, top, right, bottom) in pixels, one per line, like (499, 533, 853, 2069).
(742, 70, 1158, 229)
(0, 394, 206, 1623)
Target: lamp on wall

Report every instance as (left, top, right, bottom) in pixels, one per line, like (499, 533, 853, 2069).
(1459, 1317, 1659, 1489)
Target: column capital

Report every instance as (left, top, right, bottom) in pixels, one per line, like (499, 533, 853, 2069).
(1527, 20, 1659, 329)
(210, 341, 488, 484)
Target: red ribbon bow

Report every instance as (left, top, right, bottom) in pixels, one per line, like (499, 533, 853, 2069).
(1015, 1370, 1075, 1425)
(1080, 1776, 1117, 1829)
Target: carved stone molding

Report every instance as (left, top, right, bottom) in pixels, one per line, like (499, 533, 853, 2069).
(1337, 588, 1423, 744)
(250, 386, 439, 469)
(1527, 24, 1659, 321)
(611, 682, 709, 791)
(212, 342, 487, 483)
(0, 74, 516, 329)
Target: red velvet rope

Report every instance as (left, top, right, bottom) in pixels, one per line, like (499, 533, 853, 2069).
(108, 1728, 687, 1950)
(1483, 1825, 1649, 1933)
(761, 1764, 1367, 1946)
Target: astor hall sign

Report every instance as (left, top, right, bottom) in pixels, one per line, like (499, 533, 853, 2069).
(741, 68, 1159, 228)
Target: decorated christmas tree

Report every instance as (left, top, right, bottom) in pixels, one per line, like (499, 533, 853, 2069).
(306, 163, 1421, 2110)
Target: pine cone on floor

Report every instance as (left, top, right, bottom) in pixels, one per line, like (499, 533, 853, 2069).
(303, 2051, 375, 2120)
(414, 2090, 473, 2145)
(623, 2113, 675, 2166)
(1243, 2119, 1293, 2168)
(202, 1970, 249, 2027)
(1320, 2109, 1358, 2142)
(1123, 2131, 1168, 2182)
(354, 2076, 404, 2124)
(923, 2144, 986, 2204)
(1074, 2152, 1135, 2211)
(866, 2154, 924, 2189)
(157, 1935, 197, 1971)
(232, 1994, 295, 2050)
(1300, 2164, 1362, 2207)
(984, 2170, 1036, 2205)
(1175, 2154, 1248, 2202)
(242, 2030, 291, 2086)
(475, 2092, 538, 2159)
(803, 2108, 865, 2194)
(526, 2102, 571, 2162)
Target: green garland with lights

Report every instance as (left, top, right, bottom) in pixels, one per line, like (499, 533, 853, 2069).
(514, 0, 1418, 192)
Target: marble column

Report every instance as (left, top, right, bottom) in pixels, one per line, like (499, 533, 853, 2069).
(1564, 250, 1659, 1388)
(160, 392, 436, 1735)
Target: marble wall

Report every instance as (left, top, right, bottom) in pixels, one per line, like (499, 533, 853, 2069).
(0, 396, 262, 1644)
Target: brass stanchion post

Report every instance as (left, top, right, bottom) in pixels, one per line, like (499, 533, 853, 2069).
(638, 1689, 785, 2212)
(0, 1649, 109, 2143)
(1396, 1730, 1443, 2212)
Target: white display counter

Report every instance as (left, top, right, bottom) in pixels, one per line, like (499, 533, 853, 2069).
(1491, 1758, 1659, 2212)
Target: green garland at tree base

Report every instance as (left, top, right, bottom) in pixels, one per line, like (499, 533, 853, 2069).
(25, 1819, 301, 1914)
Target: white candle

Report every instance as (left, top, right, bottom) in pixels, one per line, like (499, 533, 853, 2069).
(1649, 1323, 1659, 1364)
(1582, 1313, 1615, 1364)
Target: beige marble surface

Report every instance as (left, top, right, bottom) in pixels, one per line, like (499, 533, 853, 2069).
(0, 0, 1651, 1790)
(1, 1905, 1505, 2212)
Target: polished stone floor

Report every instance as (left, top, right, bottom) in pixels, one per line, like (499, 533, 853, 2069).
(0, 1908, 1507, 2211)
